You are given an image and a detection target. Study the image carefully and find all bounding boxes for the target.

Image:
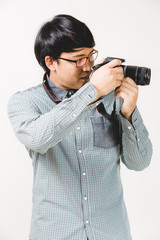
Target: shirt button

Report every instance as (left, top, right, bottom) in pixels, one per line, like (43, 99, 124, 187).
(83, 172, 86, 176)
(128, 126, 131, 130)
(73, 113, 76, 117)
(84, 195, 87, 200)
(85, 220, 89, 224)
(138, 139, 140, 142)
(77, 127, 80, 130)
(79, 150, 82, 153)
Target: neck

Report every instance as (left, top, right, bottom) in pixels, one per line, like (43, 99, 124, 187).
(49, 71, 68, 90)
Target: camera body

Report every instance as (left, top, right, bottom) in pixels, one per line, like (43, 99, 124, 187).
(91, 57, 151, 86)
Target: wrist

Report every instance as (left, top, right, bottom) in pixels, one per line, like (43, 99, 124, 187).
(124, 115, 132, 123)
(121, 112, 132, 123)
(89, 81, 101, 97)
(88, 93, 101, 105)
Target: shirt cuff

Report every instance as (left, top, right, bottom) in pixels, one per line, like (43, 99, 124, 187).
(74, 82, 102, 109)
(119, 107, 143, 131)
(119, 107, 151, 156)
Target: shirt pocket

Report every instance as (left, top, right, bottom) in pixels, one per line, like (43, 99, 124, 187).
(90, 116, 120, 149)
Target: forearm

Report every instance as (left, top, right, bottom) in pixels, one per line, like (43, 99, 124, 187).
(8, 82, 102, 154)
(119, 107, 153, 171)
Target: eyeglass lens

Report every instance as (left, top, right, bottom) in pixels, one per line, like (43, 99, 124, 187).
(77, 51, 98, 67)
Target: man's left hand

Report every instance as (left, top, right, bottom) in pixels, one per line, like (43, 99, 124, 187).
(115, 77, 138, 123)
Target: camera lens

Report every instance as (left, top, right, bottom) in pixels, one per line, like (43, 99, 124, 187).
(123, 65, 151, 86)
(137, 67, 151, 85)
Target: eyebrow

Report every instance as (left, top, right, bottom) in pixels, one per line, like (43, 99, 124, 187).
(72, 49, 94, 58)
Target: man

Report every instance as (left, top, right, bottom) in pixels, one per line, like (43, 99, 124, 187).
(8, 14, 152, 240)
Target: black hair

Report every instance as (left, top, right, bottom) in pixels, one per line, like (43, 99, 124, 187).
(34, 14, 95, 73)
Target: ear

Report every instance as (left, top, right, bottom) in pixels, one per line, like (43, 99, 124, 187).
(45, 56, 57, 71)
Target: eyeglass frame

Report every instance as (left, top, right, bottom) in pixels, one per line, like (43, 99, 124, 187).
(57, 49, 98, 68)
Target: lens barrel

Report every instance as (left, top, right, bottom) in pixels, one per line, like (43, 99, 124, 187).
(122, 65, 151, 86)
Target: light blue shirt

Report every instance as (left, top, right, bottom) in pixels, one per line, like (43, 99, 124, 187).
(8, 77, 152, 240)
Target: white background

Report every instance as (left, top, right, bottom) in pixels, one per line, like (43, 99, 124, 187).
(0, 0, 160, 239)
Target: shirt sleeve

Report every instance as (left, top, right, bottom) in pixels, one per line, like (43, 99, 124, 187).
(8, 82, 102, 154)
(119, 106, 153, 171)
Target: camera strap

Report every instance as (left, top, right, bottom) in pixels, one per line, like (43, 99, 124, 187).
(96, 101, 116, 119)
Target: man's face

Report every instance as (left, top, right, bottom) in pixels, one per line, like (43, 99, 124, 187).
(50, 47, 95, 90)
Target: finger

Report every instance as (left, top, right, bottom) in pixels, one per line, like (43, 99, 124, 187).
(106, 59, 122, 68)
(123, 77, 138, 87)
(120, 81, 138, 92)
(115, 86, 136, 97)
(115, 89, 130, 99)
(112, 66, 124, 74)
(115, 73, 124, 81)
(115, 86, 138, 99)
(115, 80, 122, 88)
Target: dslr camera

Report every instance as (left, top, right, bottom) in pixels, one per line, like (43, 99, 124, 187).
(91, 57, 151, 86)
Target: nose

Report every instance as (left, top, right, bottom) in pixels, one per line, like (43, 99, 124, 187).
(82, 58, 92, 71)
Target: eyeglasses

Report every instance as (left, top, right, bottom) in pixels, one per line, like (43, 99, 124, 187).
(57, 49, 98, 68)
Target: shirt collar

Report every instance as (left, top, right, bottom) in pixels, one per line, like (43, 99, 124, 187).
(46, 74, 77, 101)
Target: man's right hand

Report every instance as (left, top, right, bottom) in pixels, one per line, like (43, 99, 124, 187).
(90, 59, 124, 101)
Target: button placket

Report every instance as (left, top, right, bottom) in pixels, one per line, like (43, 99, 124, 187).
(75, 124, 89, 230)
